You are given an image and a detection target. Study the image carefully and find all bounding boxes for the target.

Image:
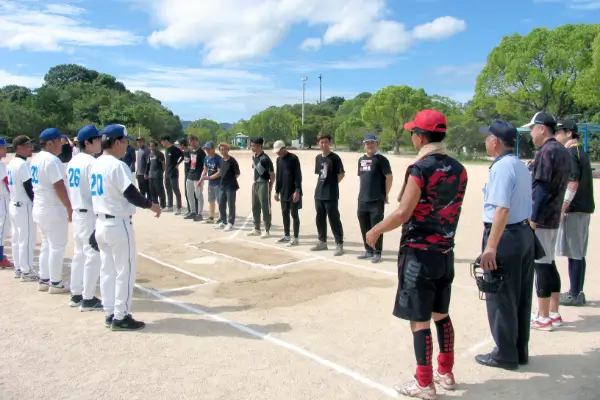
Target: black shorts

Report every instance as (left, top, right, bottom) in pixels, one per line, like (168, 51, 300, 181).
(393, 246, 455, 322)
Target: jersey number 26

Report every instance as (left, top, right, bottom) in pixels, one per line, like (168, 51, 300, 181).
(68, 168, 81, 188)
(91, 174, 104, 196)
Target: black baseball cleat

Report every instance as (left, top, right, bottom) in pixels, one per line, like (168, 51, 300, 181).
(111, 314, 145, 331)
(80, 297, 103, 312)
(69, 295, 83, 307)
(105, 314, 114, 328)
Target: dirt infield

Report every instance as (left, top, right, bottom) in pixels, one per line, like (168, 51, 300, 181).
(1, 149, 599, 400)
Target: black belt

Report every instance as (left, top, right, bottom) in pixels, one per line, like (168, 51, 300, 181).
(484, 219, 529, 229)
(77, 209, 88, 213)
(98, 214, 132, 219)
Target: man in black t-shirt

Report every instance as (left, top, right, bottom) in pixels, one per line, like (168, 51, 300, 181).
(217, 143, 240, 231)
(555, 120, 595, 307)
(178, 138, 192, 214)
(357, 134, 392, 263)
(247, 137, 275, 238)
(159, 135, 184, 214)
(146, 140, 166, 209)
(273, 140, 302, 245)
(522, 111, 570, 331)
(311, 132, 345, 256)
(184, 135, 206, 222)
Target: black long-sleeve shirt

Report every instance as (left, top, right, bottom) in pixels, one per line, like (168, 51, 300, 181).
(165, 145, 184, 176)
(275, 152, 302, 201)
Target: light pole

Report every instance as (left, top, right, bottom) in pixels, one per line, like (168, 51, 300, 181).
(301, 76, 307, 147)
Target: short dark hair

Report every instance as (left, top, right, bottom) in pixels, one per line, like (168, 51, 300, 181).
(317, 132, 332, 142)
(79, 136, 100, 150)
(159, 135, 170, 142)
(149, 140, 158, 146)
(188, 135, 198, 141)
(413, 128, 445, 143)
(102, 136, 124, 150)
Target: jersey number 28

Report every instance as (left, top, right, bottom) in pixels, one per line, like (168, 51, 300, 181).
(68, 168, 81, 188)
(90, 174, 104, 196)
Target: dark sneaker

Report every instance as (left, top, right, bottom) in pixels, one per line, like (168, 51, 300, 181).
(194, 214, 203, 222)
(560, 292, 584, 307)
(357, 252, 373, 260)
(278, 236, 290, 243)
(183, 213, 196, 220)
(371, 254, 382, 264)
(111, 314, 145, 331)
(80, 297, 103, 312)
(105, 314, 114, 328)
(69, 295, 83, 308)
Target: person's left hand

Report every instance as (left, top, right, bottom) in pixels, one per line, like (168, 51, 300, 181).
(292, 191, 300, 203)
(481, 247, 497, 270)
(366, 228, 381, 249)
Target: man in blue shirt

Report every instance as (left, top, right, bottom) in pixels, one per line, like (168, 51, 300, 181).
(199, 141, 222, 224)
(475, 120, 537, 371)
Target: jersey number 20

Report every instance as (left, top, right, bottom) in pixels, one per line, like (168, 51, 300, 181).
(7, 170, 12, 186)
(68, 168, 81, 188)
(91, 174, 104, 196)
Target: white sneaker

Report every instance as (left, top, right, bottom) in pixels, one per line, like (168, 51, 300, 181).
(48, 281, 70, 294)
(394, 377, 437, 399)
(247, 229, 261, 236)
(224, 224, 233, 232)
(214, 222, 225, 229)
(261, 231, 270, 239)
(38, 281, 49, 292)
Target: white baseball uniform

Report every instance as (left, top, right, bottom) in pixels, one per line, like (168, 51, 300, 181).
(7, 156, 36, 274)
(31, 150, 69, 285)
(91, 154, 137, 321)
(66, 152, 101, 301)
(0, 162, 11, 255)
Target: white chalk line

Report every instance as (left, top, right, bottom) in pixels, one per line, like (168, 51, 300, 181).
(228, 212, 253, 239)
(155, 283, 214, 294)
(200, 249, 271, 270)
(270, 257, 321, 270)
(138, 252, 218, 284)
(467, 336, 494, 354)
(134, 283, 399, 398)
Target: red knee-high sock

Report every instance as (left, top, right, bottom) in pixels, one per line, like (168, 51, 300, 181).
(413, 329, 433, 387)
(435, 316, 455, 374)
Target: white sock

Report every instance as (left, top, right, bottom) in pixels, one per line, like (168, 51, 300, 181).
(550, 312, 560, 318)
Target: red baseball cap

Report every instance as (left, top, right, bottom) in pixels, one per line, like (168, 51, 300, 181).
(403, 110, 447, 133)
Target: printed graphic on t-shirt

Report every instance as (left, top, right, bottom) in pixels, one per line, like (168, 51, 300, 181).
(359, 159, 373, 172)
(319, 162, 329, 180)
(190, 153, 197, 169)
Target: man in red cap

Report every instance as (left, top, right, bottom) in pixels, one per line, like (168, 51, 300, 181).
(366, 109, 468, 399)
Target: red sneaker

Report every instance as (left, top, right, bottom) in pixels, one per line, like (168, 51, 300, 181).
(0, 257, 14, 269)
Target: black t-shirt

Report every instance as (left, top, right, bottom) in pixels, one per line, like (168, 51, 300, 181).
(220, 157, 240, 190)
(165, 145, 184, 175)
(183, 150, 191, 175)
(401, 154, 468, 253)
(314, 152, 344, 201)
(566, 144, 595, 214)
(187, 148, 206, 181)
(358, 153, 392, 202)
(58, 143, 73, 163)
(252, 152, 274, 182)
(531, 138, 571, 228)
(147, 151, 165, 179)
(276, 152, 302, 201)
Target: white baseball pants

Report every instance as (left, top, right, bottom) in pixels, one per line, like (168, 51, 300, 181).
(33, 206, 68, 283)
(96, 215, 137, 320)
(9, 202, 35, 273)
(0, 197, 11, 247)
(70, 211, 101, 299)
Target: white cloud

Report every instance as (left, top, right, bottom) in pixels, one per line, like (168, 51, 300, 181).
(412, 16, 466, 41)
(299, 38, 322, 51)
(433, 62, 485, 77)
(568, 0, 600, 9)
(288, 57, 403, 72)
(0, 70, 44, 88)
(0, 1, 142, 51)
(145, 0, 466, 64)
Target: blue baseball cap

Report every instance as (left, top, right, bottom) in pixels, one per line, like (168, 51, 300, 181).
(0, 138, 7, 147)
(202, 141, 215, 149)
(40, 128, 67, 141)
(77, 125, 101, 143)
(363, 134, 378, 143)
(101, 124, 133, 140)
(479, 120, 517, 145)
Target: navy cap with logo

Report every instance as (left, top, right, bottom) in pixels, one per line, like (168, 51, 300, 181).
(12, 135, 34, 148)
(363, 134, 378, 143)
(40, 128, 67, 142)
(557, 120, 579, 137)
(522, 111, 557, 129)
(77, 124, 101, 143)
(202, 141, 215, 149)
(101, 124, 133, 140)
(479, 120, 518, 146)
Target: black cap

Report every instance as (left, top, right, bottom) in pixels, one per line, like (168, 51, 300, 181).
(522, 111, 557, 129)
(250, 137, 264, 145)
(557, 120, 579, 137)
(12, 135, 34, 148)
(480, 120, 518, 146)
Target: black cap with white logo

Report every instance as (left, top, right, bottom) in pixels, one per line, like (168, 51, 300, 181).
(522, 111, 557, 129)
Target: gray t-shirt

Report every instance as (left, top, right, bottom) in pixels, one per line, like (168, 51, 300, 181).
(136, 146, 151, 176)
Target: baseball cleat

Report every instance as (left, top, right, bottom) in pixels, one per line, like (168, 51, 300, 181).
(20, 272, 38, 282)
(13, 269, 22, 279)
(80, 297, 103, 312)
(0, 257, 14, 269)
(48, 281, 70, 294)
(111, 314, 145, 331)
(105, 314, 114, 328)
(37, 280, 49, 292)
(69, 295, 83, 307)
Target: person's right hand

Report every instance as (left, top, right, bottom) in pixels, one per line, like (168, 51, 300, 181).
(274, 194, 280, 202)
(150, 203, 162, 218)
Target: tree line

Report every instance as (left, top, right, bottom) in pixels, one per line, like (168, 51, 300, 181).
(2, 24, 600, 159)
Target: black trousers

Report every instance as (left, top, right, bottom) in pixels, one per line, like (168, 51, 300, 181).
(358, 200, 385, 254)
(482, 222, 535, 364)
(136, 175, 151, 199)
(315, 199, 343, 244)
(281, 200, 301, 238)
(218, 187, 237, 225)
(164, 170, 182, 209)
(149, 177, 166, 208)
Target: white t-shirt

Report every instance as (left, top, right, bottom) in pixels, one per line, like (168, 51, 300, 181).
(66, 152, 96, 211)
(91, 154, 136, 218)
(7, 156, 32, 204)
(31, 150, 66, 208)
(0, 162, 9, 198)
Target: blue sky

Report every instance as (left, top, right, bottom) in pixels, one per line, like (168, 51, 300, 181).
(0, 0, 599, 123)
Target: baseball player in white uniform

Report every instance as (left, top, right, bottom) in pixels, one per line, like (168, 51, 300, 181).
(0, 138, 13, 269)
(7, 135, 37, 281)
(66, 125, 103, 310)
(91, 124, 161, 331)
(31, 128, 73, 294)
